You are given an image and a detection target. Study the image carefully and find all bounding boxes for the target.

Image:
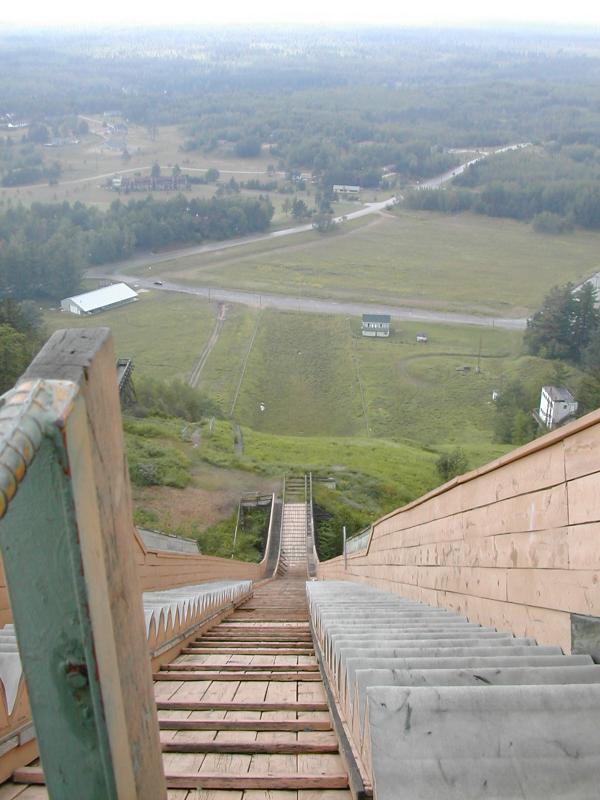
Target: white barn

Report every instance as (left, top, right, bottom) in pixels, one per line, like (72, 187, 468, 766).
(61, 283, 138, 316)
(538, 386, 578, 428)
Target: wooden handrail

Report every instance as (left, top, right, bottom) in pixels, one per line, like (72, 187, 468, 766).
(0, 328, 166, 799)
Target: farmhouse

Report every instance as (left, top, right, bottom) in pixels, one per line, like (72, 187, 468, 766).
(361, 313, 391, 337)
(61, 283, 138, 316)
(332, 184, 360, 198)
(538, 385, 578, 428)
(416, 332, 428, 343)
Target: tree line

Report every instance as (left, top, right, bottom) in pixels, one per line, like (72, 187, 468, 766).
(406, 144, 600, 232)
(494, 282, 600, 445)
(0, 299, 45, 394)
(0, 193, 274, 300)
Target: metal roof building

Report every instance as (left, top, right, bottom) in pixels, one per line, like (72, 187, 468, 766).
(61, 283, 138, 316)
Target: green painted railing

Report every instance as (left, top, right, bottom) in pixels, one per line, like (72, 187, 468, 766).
(0, 329, 166, 799)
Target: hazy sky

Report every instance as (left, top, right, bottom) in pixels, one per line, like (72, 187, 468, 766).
(1, 0, 600, 28)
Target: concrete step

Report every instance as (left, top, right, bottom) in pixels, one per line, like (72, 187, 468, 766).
(307, 580, 600, 799)
(353, 663, 600, 738)
(367, 684, 600, 799)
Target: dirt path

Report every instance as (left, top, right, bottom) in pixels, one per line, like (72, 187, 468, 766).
(188, 303, 227, 388)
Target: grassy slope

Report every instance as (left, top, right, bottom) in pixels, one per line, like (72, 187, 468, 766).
(234, 311, 365, 437)
(126, 416, 436, 547)
(206, 309, 528, 466)
(145, 210, 600, 316)
(44, 290, 215, 382)
(196, 304, 260, 411)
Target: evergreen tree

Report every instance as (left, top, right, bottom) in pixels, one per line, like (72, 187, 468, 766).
(524, 283, 598, 363)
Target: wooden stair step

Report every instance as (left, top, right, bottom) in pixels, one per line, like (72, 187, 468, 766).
(163, 663, 319, 672)
(13, 767, 349, 791)
(154, 671, 321, 682)
(200, 634, 313, 640)
(157, 700, 329, 712)
(181, 648, 314, 656)
(165, 773, 349, 790)
(191, 641, 312, 648)
(159, 719, 332, 732)
(161, 740, 339, 754)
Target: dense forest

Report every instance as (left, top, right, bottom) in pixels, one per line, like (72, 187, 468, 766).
(0, 299, 44, 393)
(4, 28, 600, 183)
(406, 144, 600, 231)
(0, 194, 274, 300)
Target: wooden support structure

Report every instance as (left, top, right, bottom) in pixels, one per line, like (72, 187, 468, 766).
(0, 329, 166, 799)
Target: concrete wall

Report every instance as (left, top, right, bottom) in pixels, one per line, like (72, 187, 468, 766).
(318, 408, 600, 654)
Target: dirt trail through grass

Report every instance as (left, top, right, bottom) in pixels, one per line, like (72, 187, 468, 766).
(188, 302, 228, 388)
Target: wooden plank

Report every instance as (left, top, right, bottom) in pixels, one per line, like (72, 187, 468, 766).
(190, 642, 312, 649)
(200, 632, 312, 639)
(155, 672, 320, 682)
(162, 741, 339, 754)
(157, 702, 329, 712)
(164, 664, 319, 673)
(182, 649, 314, 656)
(164, 773, 349, 790)
(159, 719, 332, 732)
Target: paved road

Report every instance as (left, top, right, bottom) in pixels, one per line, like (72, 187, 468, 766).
(87, 196, 398, 278)
(417, 143, 532, 190)
(101, 273, 526, 330)
(88, 143, 533, 330)
(89, 142, 531, 276)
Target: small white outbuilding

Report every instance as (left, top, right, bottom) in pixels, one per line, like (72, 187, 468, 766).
(61, 283, 138, 316)
(538, 385, 578, 428)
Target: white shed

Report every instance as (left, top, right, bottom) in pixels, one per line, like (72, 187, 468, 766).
(539, 386, 578, 428)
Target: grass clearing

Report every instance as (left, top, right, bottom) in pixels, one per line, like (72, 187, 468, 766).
(144, 209, 600, 316)
(233, 311, 366, 437)
(125, 414, 436, 548)
(196, 309, 520, 465)
(195, 304, 260, 410)
(44, 290, 215, 381)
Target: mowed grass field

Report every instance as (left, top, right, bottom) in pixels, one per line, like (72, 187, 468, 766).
(153, 209, 600, 316)
(226, 310, 529, 465)
(233, 312, 366, 437)
(45, 293, 559, 471)
(44, 290, 216, 382)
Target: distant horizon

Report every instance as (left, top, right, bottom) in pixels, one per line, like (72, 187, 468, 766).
(2, 21, 600, 32)
(2, 2, 600, 33)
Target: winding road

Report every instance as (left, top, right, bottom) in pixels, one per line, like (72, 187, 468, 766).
(101, 272, 526, 330)
(88, 144, 532, 331)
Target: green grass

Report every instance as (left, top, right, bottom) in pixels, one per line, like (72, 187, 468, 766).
(233, 311, 365, 437)
(195, 309, 521, 466)
(44, 290, 215, 381)
(196, 305, 260, 411)
(353, 320, 524, 452)
(200, 419, 437, 512)
(125, 414, 438, 547)
(137, 209, 600, 316)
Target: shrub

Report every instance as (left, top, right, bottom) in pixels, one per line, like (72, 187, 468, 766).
(436, 448, 468, 483)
